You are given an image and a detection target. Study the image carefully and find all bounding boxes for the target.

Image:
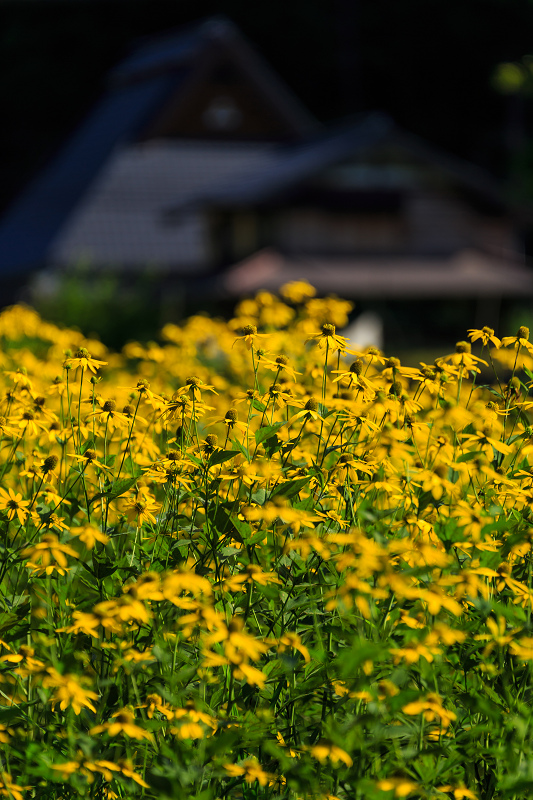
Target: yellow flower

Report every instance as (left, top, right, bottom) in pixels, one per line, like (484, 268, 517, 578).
(69, 448, 112, 472)
(460, 429, 513, 460)
(0, 724, 12, 744)
(223, 759, 273, 786)
(57, 611, 102, 637)
(51, 756, 150, 789)
(389, 640, 441, 665)
(467, 326, 501, 347)
(22, 533, 79, 576)
(0, 415, 18, 437)
(0, 773, 29, 800)
(288, 397, 322, 426)
(124, 494, 160, 526)
(71, 524, 110, 549)
(402, 692, 456, 729)
(205, 617, 269, 665)
(437, 785, 478, 799)
(171, 706, 217, 739)
(0, 487, 30, 524)
(436, 340, 488, 372)
(176, 375, 219, 400)
(376, 777, 419, 797)
(92, 597, 152, 628)
(243, 498, 320, 533)
(4, 367, 33, 392)
(86, 399, 130, 430)
(206, 408, 249, 435)
(41, 513, 69, 533)
(137, 693, 174, 720)
(310, 742, 353, 767)
(277, 631, 311, 662)
(474, 615, 515, 656)
(261, 354, 302, 381)
(64, 348, 108, 374)
(315, 509, 349, 528)
(306, 322, 349, 352)
(2, 645, 45, 677)
(90, 708, 153, 740)
(233, 324, 270, 350)
(232, 663, 268, 687)
(243, 564, 282, 586)
(161, 569, 213, 605)
(501, 325, 533, 355)
(42, 668, 99, 715)
(331, 361, 377, 400)
(510, 635, 533, 659)
(120, 379, 164, 408)
(118, 760, 150, 788)
(305, 296, 353, 327)
(50, 761, 79, 779)
(280, 280, 316, 303)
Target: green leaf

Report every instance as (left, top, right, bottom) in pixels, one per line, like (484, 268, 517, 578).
(207, 449, 240, 469)
(0, 701, 40, 726)
(230, 514, 252, 540)
(255, 421, 286, 445)
(91, 558, 119, 580)
(0, 611, 19, 634)
(270, 476, 310, 500)
(232, 438, 250, 460)
(264, 434, 282, 457)
(205, 501, 253, 542)
(246, 528, 269, 545)
(3, 624, 30, 644)
(324, 443, 346, 456)
(318, 403, 330, 418)
(251, 488, 266, 505)
(207, 506, 244, 542)
(337, 640, 385, 677)
(221, 546, 242, 557)
(456, 450, 484, 463)
(89, 476, 138, 506)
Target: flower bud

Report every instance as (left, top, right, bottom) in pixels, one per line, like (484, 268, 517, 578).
(41, 455, 59, 473)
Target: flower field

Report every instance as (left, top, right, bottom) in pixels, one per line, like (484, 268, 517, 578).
(2, 283, 533, 800)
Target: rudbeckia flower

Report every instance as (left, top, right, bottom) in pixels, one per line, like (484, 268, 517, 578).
(90, 708, 153, 740)
(64, 348, 108, 374)
(306, 323, 349, 352)
(0, 487, 30, 524)
(233, 323, 270, 351)
(467, 325, 501, 347)
(501, 325, 533, 355)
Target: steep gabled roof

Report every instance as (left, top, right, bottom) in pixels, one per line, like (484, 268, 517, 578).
(0, 74, 178, 277)
(0, 17, 317, 277)
(165, 113, 393, 214)
(50, 140, 279, 271)
(111, 18, 317, 138)
(165, 112, 517, 215)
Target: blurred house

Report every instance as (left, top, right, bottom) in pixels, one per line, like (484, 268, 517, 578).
(1, 15, 532, 308)
(183, 119, 533, 301)
(0, 18, 315, 282)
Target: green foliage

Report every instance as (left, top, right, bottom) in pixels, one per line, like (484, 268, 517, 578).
(1, 297, 533, 799)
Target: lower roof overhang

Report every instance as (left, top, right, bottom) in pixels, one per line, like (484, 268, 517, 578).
(221, 248, 533, 298)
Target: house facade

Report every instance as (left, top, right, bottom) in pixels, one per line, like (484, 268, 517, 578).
(0, 16, 532, 305)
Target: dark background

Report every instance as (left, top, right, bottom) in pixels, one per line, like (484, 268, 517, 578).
(2, 0, 533, 350)
(2, 0, 533, 214)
